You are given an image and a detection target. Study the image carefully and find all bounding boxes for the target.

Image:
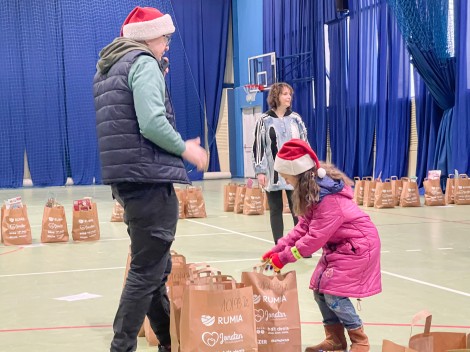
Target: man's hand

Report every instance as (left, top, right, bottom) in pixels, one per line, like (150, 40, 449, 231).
(257, 174, 267, 188)
(182, 137, 208, 171)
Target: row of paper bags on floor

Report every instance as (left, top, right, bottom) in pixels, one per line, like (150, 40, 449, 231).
(109, 186, 210, 223)
(1, 202, 100, 246)
(353, 174, 470, 208)
(223, 183, 291, 215)
(126, 250, 302, 351)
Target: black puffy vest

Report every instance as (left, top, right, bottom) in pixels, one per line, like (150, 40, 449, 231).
(93, 50, 190, 185)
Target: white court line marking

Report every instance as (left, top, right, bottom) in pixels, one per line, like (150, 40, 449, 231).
(185, 219, 272, 243)
(0, 267, 125, 278)
(3, 262, 470, 297)
(405, 249, 422, 252)
(205, 258, 261, 264)
(177, 232, 231, 237)
(381, 270, 470, 297)
(438, 247, 453, 250)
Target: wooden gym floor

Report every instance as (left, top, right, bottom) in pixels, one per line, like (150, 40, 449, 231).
(0, 179, 469, 351)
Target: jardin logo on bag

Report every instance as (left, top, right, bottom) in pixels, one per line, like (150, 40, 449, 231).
(201, 331, 244, 347)
(254, 308, 287, 322)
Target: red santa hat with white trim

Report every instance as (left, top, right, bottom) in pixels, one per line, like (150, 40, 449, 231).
(274, 139, 326, 178)
(121, 6, 175, 41)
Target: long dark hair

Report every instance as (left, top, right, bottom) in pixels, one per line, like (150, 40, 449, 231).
(292, 162, 354, 216)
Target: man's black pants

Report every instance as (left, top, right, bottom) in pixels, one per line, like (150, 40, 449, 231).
(110, 182, 178, 352)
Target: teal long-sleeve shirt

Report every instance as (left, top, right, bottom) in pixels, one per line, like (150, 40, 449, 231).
(128, 55, 186, 156)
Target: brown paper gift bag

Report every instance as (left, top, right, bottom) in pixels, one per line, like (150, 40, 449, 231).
(408, 310, 467, 352)
(170, 269, 225, 352)
(41, 205, 69, 243)
(175, 187, 187, 219)
(110, 201, 124, 222)
(353, 177, 365, 205)
(241, 267, 301, 352)
(375, 179, 395, 209)
(184, 186, 207, 218)
(1, 205, 32, 246)
(72, 203, 100, 241)
(243, 186, 265, 215)
(169, 283, 188, 352)
(144, 317, 159, 346)
(390, 176, 403, 206)
(445, 174, 456, 204)
(282, 190, 291, 213)
(179, 277, 257, 352)
(400, 178, 421, 207)
(382, 340, 418, 352)
(263, 191, 270, 211)
(234, 184, 247, 214)
(454, 174, 470, 205)
(362, 177, 376, 207)
(223, 182, 238, 212)
(423, 178, 445, 206)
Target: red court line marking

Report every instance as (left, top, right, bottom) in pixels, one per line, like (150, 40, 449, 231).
(2, 322, 470, 333)
(301, 321, 470, 329)
(0, 324, 112, 333)
(0, 247, 24, 256)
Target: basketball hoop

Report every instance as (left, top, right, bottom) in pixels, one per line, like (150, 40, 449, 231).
(243, 84, 264, 103)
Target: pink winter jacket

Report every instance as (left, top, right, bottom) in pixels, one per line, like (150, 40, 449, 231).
(274, 185, 381, 298)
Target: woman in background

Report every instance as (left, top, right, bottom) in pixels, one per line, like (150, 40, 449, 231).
(252, 82, 308, 244)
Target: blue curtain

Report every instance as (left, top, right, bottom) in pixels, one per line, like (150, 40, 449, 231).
(263, 0, 317, 154)
(375, 4, 411, 179)
(0, 1, 69, 188)
(328, 19, 351, 174)
(387, 0, 456, 179)
(414, 71, 443, 184)
(0, 0, 229, 187)
(347, 0, 380, 178)
(453, 0, 470, 175)
(0, 2, 26, 188)
(311, 0, 328, 160)
(170, 0, 230, 178)
(201, 0, 230, 172)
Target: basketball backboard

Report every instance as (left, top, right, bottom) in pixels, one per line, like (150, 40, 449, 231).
(248, 52, 276, 90)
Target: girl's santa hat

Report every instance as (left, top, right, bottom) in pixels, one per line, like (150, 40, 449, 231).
(121, 6, 175, 41)
(274, 139, 326, 178)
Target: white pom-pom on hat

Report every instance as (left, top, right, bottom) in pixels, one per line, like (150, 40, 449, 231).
(274, 139, 326, 178)
(317, 167, 326, 178)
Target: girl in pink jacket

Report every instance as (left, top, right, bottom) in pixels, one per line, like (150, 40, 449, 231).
(262, 139, 381, 352)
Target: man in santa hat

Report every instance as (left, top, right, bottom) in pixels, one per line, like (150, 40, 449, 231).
(93, 6, 207, 352)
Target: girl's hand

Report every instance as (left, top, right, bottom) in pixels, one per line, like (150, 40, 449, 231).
(261, 249, 275, 262)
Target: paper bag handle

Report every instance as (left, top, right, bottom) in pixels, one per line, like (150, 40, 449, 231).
(410, 310, 432, 336)
(252, 262, 283, 276)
